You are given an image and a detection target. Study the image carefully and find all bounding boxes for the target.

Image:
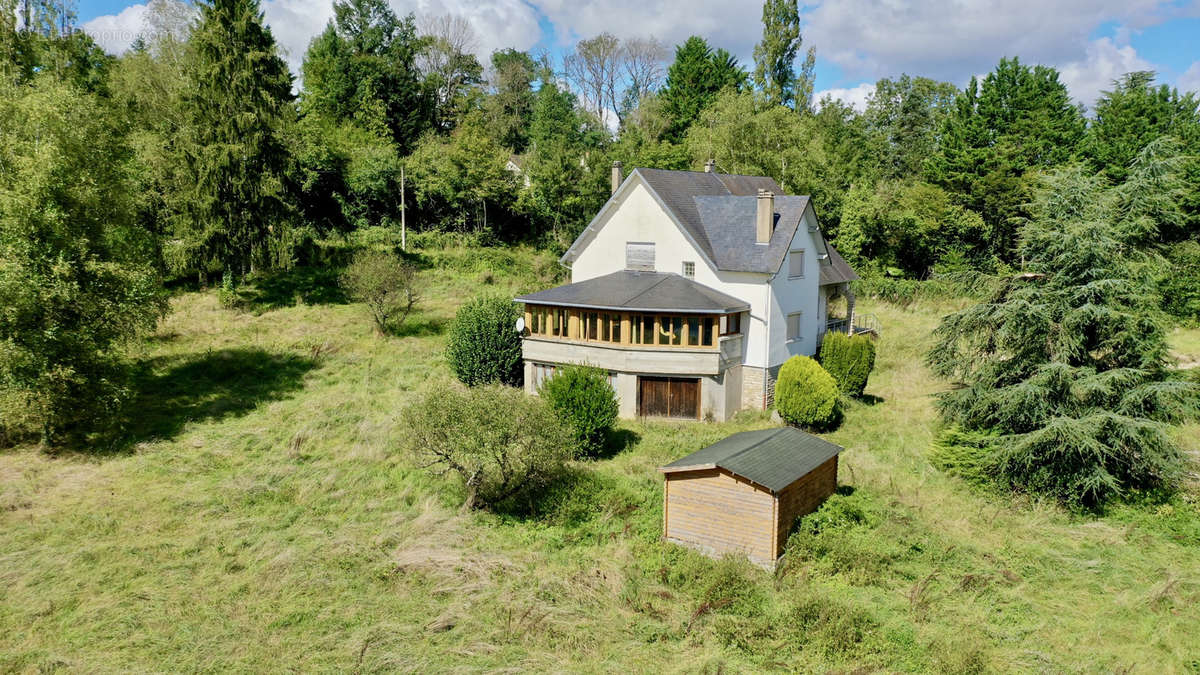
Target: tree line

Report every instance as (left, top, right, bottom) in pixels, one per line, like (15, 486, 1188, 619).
(1, 0, 1198, 448)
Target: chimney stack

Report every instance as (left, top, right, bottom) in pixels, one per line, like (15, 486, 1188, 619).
(756, 189, 775, 244)
(611, 161, 623, 195)
(704, 159, 716, 173)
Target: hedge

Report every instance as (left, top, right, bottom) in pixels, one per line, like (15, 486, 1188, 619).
(775, 355, 841, 431)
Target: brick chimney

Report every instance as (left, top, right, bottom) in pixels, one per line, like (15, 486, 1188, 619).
(704, 159, 716, 173)
(756, 189, 774, 244)
(611, 161, 623, 195)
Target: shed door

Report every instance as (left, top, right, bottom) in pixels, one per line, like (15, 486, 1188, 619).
(639, 377, 699, 419)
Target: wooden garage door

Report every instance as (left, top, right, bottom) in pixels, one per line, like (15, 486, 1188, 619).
(639, 377, 699, 419)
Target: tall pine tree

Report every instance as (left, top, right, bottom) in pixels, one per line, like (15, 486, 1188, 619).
(174, 0, 294, 277)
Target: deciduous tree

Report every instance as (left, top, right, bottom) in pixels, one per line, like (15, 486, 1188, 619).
(0, 79, 165, 445)
(752, 0, 802, 109)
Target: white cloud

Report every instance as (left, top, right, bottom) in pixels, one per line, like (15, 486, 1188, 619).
(814, 82, 874, 111)
(81, 0, 1196, 105)
(1057, 37, 1154, 109)
(259, 0, 335, 73)
(82, 3, 147, 54)
(1180, 61, 1200, 94)
(534, 0, 762, 60)
(84, 0, 543, 77)
(799, 0, 1176, 84)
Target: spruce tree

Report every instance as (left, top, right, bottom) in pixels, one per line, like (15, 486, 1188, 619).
(660, 36, 747, 142)
(927, 150, 1195, 508)
(175, 0, 294, 277)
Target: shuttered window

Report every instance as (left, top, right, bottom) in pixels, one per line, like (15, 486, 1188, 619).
(787, 312, 803, 342)
(789, 249, 805, 278)
(626, 242, 655, 271)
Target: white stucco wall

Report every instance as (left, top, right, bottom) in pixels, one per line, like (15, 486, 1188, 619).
(567, 176, 775, 368)
(766, 205, 824, 366)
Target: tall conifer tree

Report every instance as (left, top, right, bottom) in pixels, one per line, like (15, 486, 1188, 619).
(175, 0, 294, 276)
(660, 36, 747, 142)
(925, 58, 1085, 262)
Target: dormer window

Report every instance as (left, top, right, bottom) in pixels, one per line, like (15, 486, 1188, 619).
(682, 261, 695, 278)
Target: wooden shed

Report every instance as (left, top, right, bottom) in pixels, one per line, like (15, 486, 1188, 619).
(659, 427, 841, 566)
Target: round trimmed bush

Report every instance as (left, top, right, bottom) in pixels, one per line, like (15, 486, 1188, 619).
(818, 332, 876, 397)
(539, 364, 619, 456)
(775, 355, 841, 430)
(446, 295, 523, 386)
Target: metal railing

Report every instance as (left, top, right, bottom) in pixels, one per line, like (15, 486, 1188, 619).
(825, 313, 881, 337)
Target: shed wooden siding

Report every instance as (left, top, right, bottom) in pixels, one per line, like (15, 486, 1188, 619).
(773, 456, 838, 559)
(663, 468, 775, 562)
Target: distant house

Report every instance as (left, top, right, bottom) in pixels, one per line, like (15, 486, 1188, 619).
(659, 426, 841, 566)
(514, 162, 861, 421)
(505, 154, 531, 188)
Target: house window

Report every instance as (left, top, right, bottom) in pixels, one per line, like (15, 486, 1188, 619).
(787, 312, 803, 342)
(626, 242, 655, 271)
(720, 312, 741, 336)
(789, 249, 805, 279)
(682, 261, 695, 278)
(686, 316, 701, 345)
(637, 315, 655, 344)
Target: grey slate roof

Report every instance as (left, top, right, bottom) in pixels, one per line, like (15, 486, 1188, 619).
(636, 169, 784, 271)
(820, 243, 859, 286)
(515, 270, 749, 314)
(561, 168, 857, 279)
(660, 427, 842, 493)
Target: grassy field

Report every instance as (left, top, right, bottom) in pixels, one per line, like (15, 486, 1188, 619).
(2, 246, 1198, 673)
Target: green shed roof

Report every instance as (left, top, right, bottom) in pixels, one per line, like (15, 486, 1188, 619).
(659, 427, 842, 494)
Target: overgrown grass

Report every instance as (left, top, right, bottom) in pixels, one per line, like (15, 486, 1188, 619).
(1171, 325, 1200, 369)
(2, 248, 1198, 672)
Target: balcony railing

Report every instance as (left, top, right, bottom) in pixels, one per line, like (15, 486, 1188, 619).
(825, 313, 880, 337)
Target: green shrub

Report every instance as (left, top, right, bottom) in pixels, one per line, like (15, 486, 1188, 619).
(539, 364, 618, 455)
(399, 384, 574, 510)
(930, 427, 997, 486)
(340, 249, 419, 334)
(818, 332, 876, 397)
(0, 79, 166, 446)
(218, 270, 240, 309)
(775, 356, 841, 430)
(446, 295, 523, 386)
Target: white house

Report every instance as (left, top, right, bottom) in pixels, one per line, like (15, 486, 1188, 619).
(515, 162, 859, 421)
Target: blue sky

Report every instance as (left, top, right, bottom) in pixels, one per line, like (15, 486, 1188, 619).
(79, 0, 1200, 110)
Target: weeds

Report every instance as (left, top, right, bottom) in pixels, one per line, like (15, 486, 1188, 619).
(0, 256, 1196, 672)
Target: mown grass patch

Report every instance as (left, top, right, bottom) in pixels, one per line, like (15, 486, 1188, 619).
(1, 247, 1197, 672)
